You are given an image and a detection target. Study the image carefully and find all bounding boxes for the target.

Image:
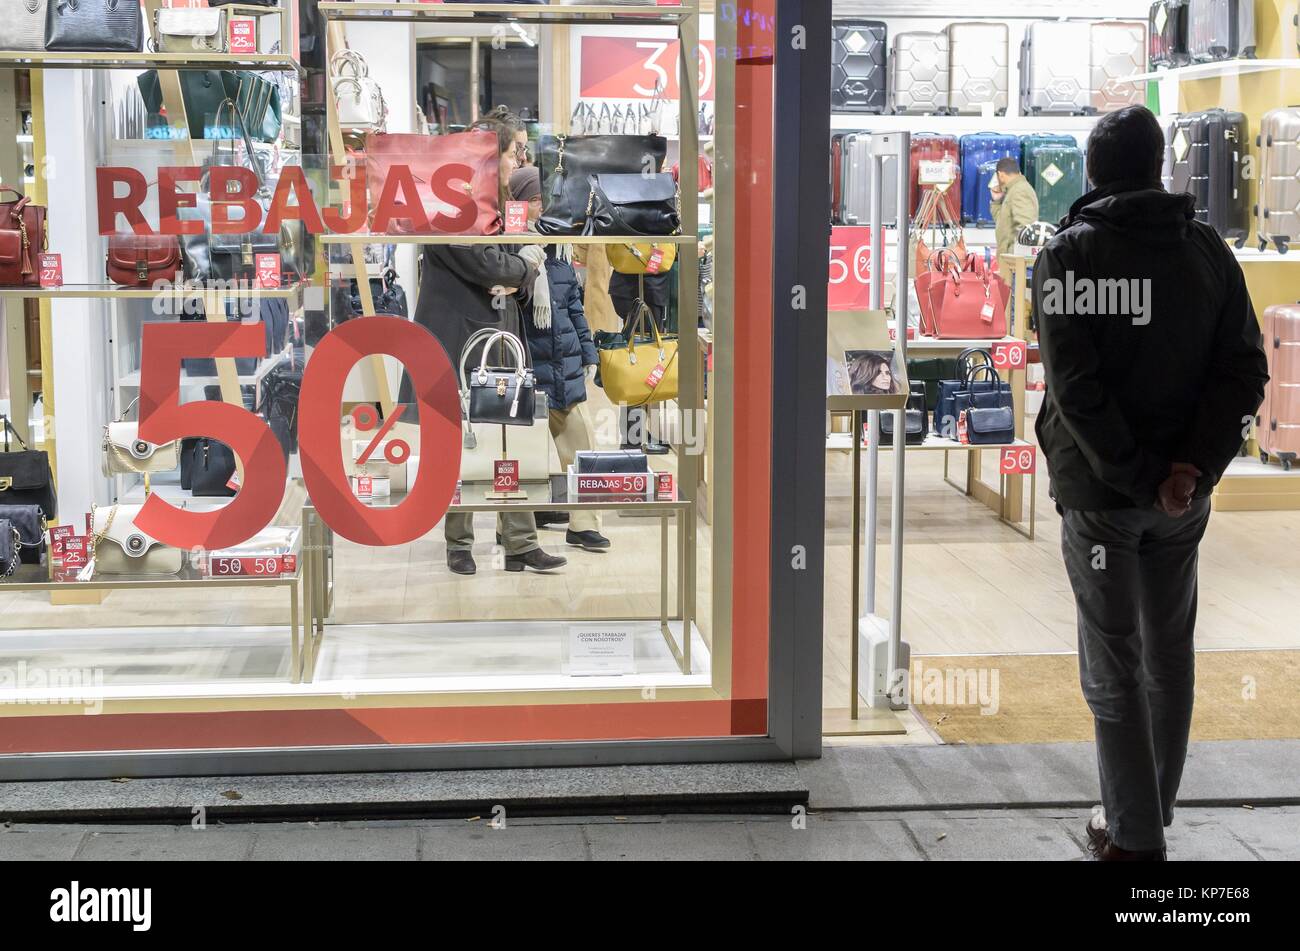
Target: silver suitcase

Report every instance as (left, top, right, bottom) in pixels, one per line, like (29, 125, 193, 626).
(1161, 116, 1179, 192)
(1090, 20, 1148, 113)
(840, 132, 899, 227)
(1021, 21, 1093, 116)
(1188, 0, 1256, 62)
(888, 31, 949, 116)
(946, 22, 1009, 116)
(1256, 107, 1300, 254)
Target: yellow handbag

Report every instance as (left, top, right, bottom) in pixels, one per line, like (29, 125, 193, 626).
(607, 242, 678, 275)
(598, 300, 679, 408)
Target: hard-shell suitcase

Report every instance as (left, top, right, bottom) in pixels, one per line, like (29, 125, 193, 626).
(1161, 117, 1179, 191)
(946, 21, 1009, 116)
(1021, 21, 1093, 116)
(1169, 108, 1250, 247)
(888, 31, 949, 116)
(910, 133, 961, 222)
(831, 19, 888, 114)
(838, 132, 899, 227)
(831, 133, 846, 223)
(1150, 0, 1191, 67)
(1091, 20, 1148, 113)
(1258, 305, 1300, 470)
(1020, 133, 1078, 177)
(1027, 145, 1086, 227)
(959, 133, 1019, 225)
(974, 160, 1002, 228)
(1255, 107, 1300, 253)
(1187, 0, 1256, 62)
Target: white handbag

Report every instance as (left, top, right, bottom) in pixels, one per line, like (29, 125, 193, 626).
(89, 504, 184, 577)
(153, 8, 228, 54)
(331, 50, 387, 130)
(4, 0, 48, 52)
(101, 421, 181, 478)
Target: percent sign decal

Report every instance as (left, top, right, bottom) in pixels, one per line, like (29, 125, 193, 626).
(352, 404, 412, 466)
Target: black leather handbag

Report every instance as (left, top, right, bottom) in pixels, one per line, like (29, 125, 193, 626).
(576, 450, 650, 474)
(0, 418, 56, 520)
(965, 405, 1015, 446)
(0, 518, 19, 579)
(881, 381, 929, 447)
(459, 330, 536, 427)
(184, 439, 238, 498)
(45, 0, 143, 52)
(259, 353, 303, 458)
(585, 173, 681, 236)
(537, 134, 669, 236)
(0, 504, 47, 567)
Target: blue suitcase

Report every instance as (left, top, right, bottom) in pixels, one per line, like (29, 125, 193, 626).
(959, 132, 1019, 225)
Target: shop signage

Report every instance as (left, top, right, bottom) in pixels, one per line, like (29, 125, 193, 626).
(209, 554, 297, 578)
(918, 160, 957, 187)
(992, 340, 1028, 371)
(493, 459, 520, 496)
(255, 253, 281, 290)
(576, 473, 650, 502)
(1000, 445, 1037, 476)
(828, 226, 873, 311)
(504, 201, 528, 234)
(228, 18, 256, 55)
(566, 624, 636, 676)
(579, 36, 716, 102)
(50, 525, 75, 561)
(38, 253, 63, 288)
(655, 472, 675, 502)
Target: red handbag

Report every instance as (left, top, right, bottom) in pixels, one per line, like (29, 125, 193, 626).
(106, 235, 183, 286)
(364, 131, 501, 236)
(921, 251, 1009, 339)
(0, 185, 48, 288)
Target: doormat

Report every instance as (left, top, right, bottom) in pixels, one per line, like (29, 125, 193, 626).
(909, 650, 1300, 745)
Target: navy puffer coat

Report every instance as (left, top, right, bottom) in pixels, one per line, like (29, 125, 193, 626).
(523, 250, 599, 410)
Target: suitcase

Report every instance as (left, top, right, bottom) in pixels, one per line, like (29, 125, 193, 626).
(831, 19, 888, 114)
(1028, 145, 1086, 227)
(831, 134, 845, 223)
(1020, 133, 1078, 176)
(1169, 109, 1250, 247)
(1150, 0, 1191, 67)
(1187, 0, 1256, 62)
(1160, 117, 1179, 192)
(888, 31, 949, 116)
(1091, 21, 1148, 113)
(838, 132, 899, 227)
(959, 133, 1019, 225)
(946, 21, 1009, 116)
(1255, 107, 1300, 253)
(1021, 21, 1093, 116)
(1258, 305, 1300, 471)
(910, 133, 961, 222)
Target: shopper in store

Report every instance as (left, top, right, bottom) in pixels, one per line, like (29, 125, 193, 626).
(510, 165, 610, 553)
(1033, 105, 1268, 862)
(989, 156, 1039, 260)
(412, 107, 567, 576)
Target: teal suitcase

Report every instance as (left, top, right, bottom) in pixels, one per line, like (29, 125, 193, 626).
(1027, 144, 1086, 226)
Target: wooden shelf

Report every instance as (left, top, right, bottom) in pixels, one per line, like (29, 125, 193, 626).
(318, 234, 699, 246)
(319, 1, 696, 26)
(0, 51, 301, 73)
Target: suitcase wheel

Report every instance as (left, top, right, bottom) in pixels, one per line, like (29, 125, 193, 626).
(1260, 451, 1270, 465)
(1283, 456, 1295, 473)
(1234, 235, 1247, 250)
(1276, 238, 1290, 255)
(1260, 238, 1269, 253)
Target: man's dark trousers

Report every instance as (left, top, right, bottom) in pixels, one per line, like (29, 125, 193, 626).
(1059, 498, 1212, 851)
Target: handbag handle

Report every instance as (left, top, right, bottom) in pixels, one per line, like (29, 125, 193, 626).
(330, 49, 369, 79)
(458, 328, 527, 393)
(955, 347, 992, 380)
(209, 97, 267, 193)
(0, 415, 27, 453)
(622, 299, 668, 362)
(965, 364, 1003, 386)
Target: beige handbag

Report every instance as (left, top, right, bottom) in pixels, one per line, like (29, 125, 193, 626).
(102, 402, 181, 478)
(153, 8, 228, 54)
(89, 505, 184, 577)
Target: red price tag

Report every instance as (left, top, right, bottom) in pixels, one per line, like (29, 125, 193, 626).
(50, 525, 75, 560)
(226, 469, 243, 493)
(646, 247, 666, 274)
(355, 475, 374, 498)
(992, 340, 1028, 371)
(828, 226, 873, 311)
(229, 17, 256, 55)
(505, 201, 528, 234)
(655, 471, 675, 501)
(1000, 445, 1037, 475)
(38, 253, 62, 288)
(210, 554, 290, 577)
(645, 362, 667, 389)
(980, 299, 996, 324)
(452, 480, 462, 506)
(494, 459, 520, 495)
(62, 536, 88, 569)
(577, 473, 649, 502)
(255, 253, 281, 289)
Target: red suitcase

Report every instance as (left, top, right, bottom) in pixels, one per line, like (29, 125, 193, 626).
(1259, 304, 1300, 470)
(910, 134, 962, 223)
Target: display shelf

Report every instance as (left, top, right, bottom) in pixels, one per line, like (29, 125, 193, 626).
(0, 283, 305, 304)
(904, 335, 1020, 351)
(319, 1, 696, 25)
(318, 233, 699, 246)
(1212, 455, 1300, 512)
(0, 51, 301, 73)
(1117, 59, 1300, 85)
(832, 114, 1100, 134)
(118, 354, 285, 390)
(826, 433, 1033, 453)
(1232, 247, 1300, 264)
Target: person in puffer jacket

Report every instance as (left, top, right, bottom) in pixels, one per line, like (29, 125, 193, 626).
(510, 167, 609, 552)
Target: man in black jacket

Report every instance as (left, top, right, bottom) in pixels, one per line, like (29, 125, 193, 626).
(1033, 106, 1268, 861)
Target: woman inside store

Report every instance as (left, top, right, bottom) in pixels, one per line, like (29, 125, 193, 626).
(411, 106, 567, 577)
(509, 165, 610, 553)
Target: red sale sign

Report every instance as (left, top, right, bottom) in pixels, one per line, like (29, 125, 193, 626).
(255, 253, 281, 289)
(494, 459, 520, 495)
(992, 339, 1028, 371)
(1000, 445, 1037, 476)
(828, 227, 873, 311)
(579, 36, 716, 101)
(504, 201, 528, 234)
(229, 18, 256, 55)
(38, 253, 63, 288)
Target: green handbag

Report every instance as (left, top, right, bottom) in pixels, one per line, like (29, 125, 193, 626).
(906, 357, 959, 413)
(138, 70, 282, 143)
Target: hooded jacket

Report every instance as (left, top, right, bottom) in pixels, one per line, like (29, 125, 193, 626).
(522, 249, 599, 410)
(1033, 182, 1268, 511)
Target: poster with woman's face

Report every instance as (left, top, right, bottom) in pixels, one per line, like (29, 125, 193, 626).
(845, 350, 900, 397)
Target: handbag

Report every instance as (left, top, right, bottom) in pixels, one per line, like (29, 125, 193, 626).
(576, 450, 649, 474)
(259, 353, 303, 458)
(608, 241, 678, 276)
(940, 365, 1013, 440)
(0, 504, 47, 567)
(0, 417, 56, 519)
(364, 131, 501, 236)
(0, 184, 48, 289)
(0, 519, 19, 579)
(350, 268, 408, 318)
(332, 50, 387, 130)
(184, 438, 237, 498)
(596, 298, 679, 407)
(101, 401, 181, 478)
(89, 504, 184, 577)
(536, 134, 669, 236)
(460, 329, 536, 426)
(962, 405, 1015, 446)
(45, 0, 143, 52)
(906, 356, 958, 414)
(584, 173, 681, 237)
(934, 349, 992, 439)
(153, 7, 227, 54)
(922, 251, 1009, 339)
(880, 381, 928, 447)
(138, 70, 281, 143)
(106, 234, 182, 286)
(911, 186, 968, 280)
(459, 395, 552, 483)
(5, 0, 48, 51)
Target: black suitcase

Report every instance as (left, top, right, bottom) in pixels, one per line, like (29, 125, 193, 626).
(1169, 108, 1249, 248)
(831, 19, 887, 114)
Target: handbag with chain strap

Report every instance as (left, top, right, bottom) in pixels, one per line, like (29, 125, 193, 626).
(87, 504, 184, 578)
(101, 399, 181, 477)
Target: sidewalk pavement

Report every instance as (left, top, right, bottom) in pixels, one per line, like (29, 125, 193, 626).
(2, 806, 1295, 861)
